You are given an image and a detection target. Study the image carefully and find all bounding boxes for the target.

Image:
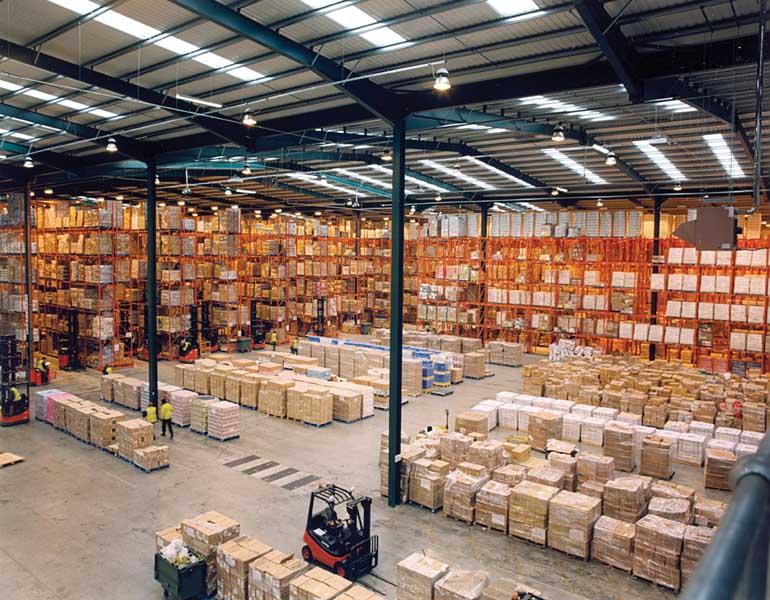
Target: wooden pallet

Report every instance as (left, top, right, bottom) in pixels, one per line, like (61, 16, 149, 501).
(0, 452, 25, 468)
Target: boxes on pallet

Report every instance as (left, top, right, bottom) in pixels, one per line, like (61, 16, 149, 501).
(396, 552, 449, 600)
(194, 368, 213, 395)
(463, 352, 486, 378)
(632, 425, 656, 459)
(516, 406, 540, 432)
(191, 396, 218, 433)
(440, 433, 472, 468)
(331, 389, 363, 423)
(547, 453, 577, 491)
(648, 497, 691, 524)
(681, 526, 715, 587)
(526, 467, 564, 490)
(633, 515, 686, 592)
(100, 373, 125, 402)
(591, 516, 635, 572)
(454, 411, 489, 437)
(240, 376, 260, 409)
(650, 480, 695, 504)
(561, 413, 583, 442)
(434, 570, 489, 600)
(705, 448, 735, 490)
(443, 463, 489, 524)
(475, 481, 512, 532)
(182, 366, 197, 391)
(403, 358, 423, 396)
(547, 491, 601, 559)
(508, 481, 559, 546)
(217, 536, 272, 600)
(116, 418, 152, 461)
(693, 498, 727, 527)
(89, 408, 126, 448)
(470, 402, 501, 430)
(492, 464, 527, 487)
(504, 443, 530, 464)
(409, 459, 448, 510)
(182, 512, 241, 597)
(467, 441, 504, 472)
(640, 435, 673, 479)
(259, 379, 293, 417)
(527, 412, 562, 452)
(117, 377, 142, 410)
(225, 371, 245, 403)
(497, 404, 518, 430)
(289, 566, 351, 600)
(248, 549, 308, 600)
(338, 585, 383, 600)
(576, 454, 615, 486)
(68, 404, 96, 442)
(133, 445, 169, 471)
(208, 401, 240, 440)
(676, 433, 706, 466)
(169, 389, 196, 426)
(302, 389, 333, 427)
(604, 422, 635, 472)
(580, 416, 608, 446)
(603, 477, 646, 523)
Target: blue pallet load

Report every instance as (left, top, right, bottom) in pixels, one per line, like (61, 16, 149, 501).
(307, 366, 332, 381)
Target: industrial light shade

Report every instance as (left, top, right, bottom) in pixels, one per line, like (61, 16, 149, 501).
(551, 125, 565, 142)
(242, 165, 252, 176)
(105, 137, 118, 153)
(673, 182, 683, 191)
(433, 67, 451, 91)
(550, 188, 559, 196)
(212, 205, 219, 211)
(155, 175, 160, 185)
(597, 199, 604, 207)
(225, 187, 233, 196)
(346, 199, 353, 206)
(177, 200, 185, 206)
(44, 188, 53, 195)
(605, 151, 616, 166)
(158, 201, 166, 207)
(23, 156, 34, 168)
(242, 111, 257, 127)
(435, 194, 443, 202)
(275, 208, 282, 213)
(314, 211, 322, 216)
(381, 149, 393, 162)
(115, 195, 124, 201)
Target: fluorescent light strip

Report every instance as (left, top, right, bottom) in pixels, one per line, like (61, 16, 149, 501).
(291, 173, 365, 196)
(369, 165, 448, 193)
(657, 100, 698, 113)
(176, 94, 223, 109)
(633, 141, 686, 181)
(0, 77, 120, 120)
(517, 202, 545, 212)
(542, 149, 607, 185)
(488, 0, 540, 16)
(334, 168, 393, 190)
(46, 0, 263, 82)
(300, 1, 405, 47)
(520, 95, 614, 122)
(420, 159, 496, 190)
(703, 133, 746, 178)
(463, 156, 534, 188)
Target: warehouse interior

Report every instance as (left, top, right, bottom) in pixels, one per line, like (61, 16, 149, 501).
(1, 1, 770, 599)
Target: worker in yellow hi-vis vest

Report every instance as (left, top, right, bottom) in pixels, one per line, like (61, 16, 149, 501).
(270, 330, 278, 351)
(160, 398, 174, 439)
(144, 402, 157, 439)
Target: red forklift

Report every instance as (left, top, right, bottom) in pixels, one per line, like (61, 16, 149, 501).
(0, 334, 29, 427)
(301, 485, 378, 580)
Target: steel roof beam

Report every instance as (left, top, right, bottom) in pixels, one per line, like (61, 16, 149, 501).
(0, 139, 82, 174)
(271, 180, 343, 203)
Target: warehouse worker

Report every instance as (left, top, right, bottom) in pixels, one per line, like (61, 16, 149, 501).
(102, 366, 112, 376)
(145, 402, 158, 439)
(10, 385, 22, 403)
(35, 355, 51, 385)
(291, 338, 299, 355)
(269, 330, 278, 351)
(180, 338, 192, 356)
(160, 398, 174, 439)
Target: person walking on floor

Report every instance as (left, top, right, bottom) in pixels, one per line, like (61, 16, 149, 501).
(144, 401, 157, 439)
(160, 397, 174, 439)
(291, 338, 299, 355)
(270, 330, 278, 351)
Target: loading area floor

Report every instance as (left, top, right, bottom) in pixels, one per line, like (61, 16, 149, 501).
(1, 351, 727, 600)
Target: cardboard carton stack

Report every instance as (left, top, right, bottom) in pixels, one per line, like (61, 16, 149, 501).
(467, 441, 504, 472)
(633, 515, 686, 592)
(217, 536, 272, 600)
(463, 352, 486, 379)
(475, 481, 512, 533)
(591, 516, 635, 572)
(640, 436, 673, 480)
(435, 570, 489, 600)
(249, 550, 308, 600)
(527, 412, 562, 452)
(676, 433, 706, 467)
(302, 389, 333, 427)
(289, 567, 351, 600)
(742, 402, 766, 432)
(508, 481, 559, 546)
(648, 497, 691, 524)
(443, 463, 489, 523)
(604, 422, 635, 471)
(409, 458, 449, 510)
(704, 448, 735, 491)
(170, 389, 197, 426)
(332, 389, 363, 423)
(116, 377, 142, 410)
(693, 498, 727, 527)
(576, 454, 615, 486)
(492, 464, 528, 487)
(133, 445, 169, 471)
(67, 403, 95, 442)
(526, 467, 564, 490)
(259, 379, 293, 417)
(89, 408, 125, 448)
(208, 401, 241, 440)
(155, 524, 182, 553)
(337, 585, 383, 600)
(396, 552, 449, 600)
(454, 411, 489, 437)
(116, 418, 152, 461)
(681, 526, 715, 587)
(286, 385, 307, 421)
(191, 396, 218, 433)
(547, 491, 601, 559)
(100, 373, 125, 402)
(581, 417, 608, 446)
(547, 453, 577, 491)
(182, 511, 241, 597)
(440, 433, 473, 468)
(603, 477, 647, 523)
(241, 377, 259, 409)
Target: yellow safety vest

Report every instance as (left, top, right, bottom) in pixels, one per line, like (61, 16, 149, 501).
(11, 387, 21, 402)
(270, 332, 278, 343)
(181, 340, 191, 352)
(145, 405, 158, 424)
(160, 403, 173, 421)
(37, 359, 47, 371)
(292, 339, 298, 349)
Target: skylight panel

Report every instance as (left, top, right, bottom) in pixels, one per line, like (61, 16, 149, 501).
(334, 168, 392, 189)
(58, 99, 89, 111)
(0, 79, 22, 92)
(25, 89, 57, 102)
(517, 202, 545, 212)
(657, 100, 698, 113)
(703, 133, 746, 178)
(48, 0, 99, 13)
(633, 141, 686, 181)
(195, 52, 234, 70)
(227, 67, 264, 81)
(89, 108, 119, 119)
(542, 148, 608, 185)
(94, 11, 160, 40)
(9, 132, 35, 141)
(464, 156, 534, 188)
(421, 159, 496, 190)
(155, 37, 199, 56)
(520, 95, 614, 121)
(292, 173, 364, 196)
(369, 165, 448, 193)
(361, 27, 406, 47)
(299, 1, 405, 48)
(488, 0, 540, 16)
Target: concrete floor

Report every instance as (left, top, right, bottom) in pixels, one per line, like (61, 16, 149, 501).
(0, 351, 729, 600)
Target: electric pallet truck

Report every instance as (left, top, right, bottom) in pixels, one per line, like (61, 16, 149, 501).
(0, 335, 29, 427)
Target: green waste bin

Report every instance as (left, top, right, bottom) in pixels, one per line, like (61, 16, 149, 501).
(360, 323, 372, 335)
(237, 337, 252, 352)
(154, 553, 206, 600)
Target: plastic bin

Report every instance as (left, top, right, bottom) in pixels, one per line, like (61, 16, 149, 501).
(154, 553, 206, 600)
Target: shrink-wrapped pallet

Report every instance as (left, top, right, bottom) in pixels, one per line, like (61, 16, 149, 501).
(443, 463, 489, 524)
(170, 389, 197, 427)
(640, 435, 673, 480)
(470, 401, 501, 430)
(396, 552, 449, 600)
(681, 526, 715, 587)
(581, 416, 608, 446)
(454, 411, 489, 437)
(508, 481, 559, 546)
(633, 515, 686, 592)
(604, 421, 635, 471)
(497, 404, 518, 430)
(516, 406, 540, 432)
(603, 477, 647, 523)
(527, 411, 562, 452)
(302, 389, 333, 427)
(89, 408, 126, 448)
(576, 454, 615, 485)
(434, 570, 488, 600)
(561, 413, 583, 442)
(591, 515, 635, 572)
(133, 445, 169, 471)
(467, 441, 504, 471)
(526, 467, 564, 490)
(191, 396, 217, 433)
(650, 480, 695, 504)
(676, 433, 706, 466)
(409, 459, 447, 511)
(492, 464, 528, 487)
(440, 433, 472, 468)
(475, 481, 511, 532)
(693, 498, 727, 527)
(648, 497, 691, 524)
(547, 491, 601, 559)
(208, 401, 240, 441)
(547, 453, 577, 491)
(704, 448, 735, 491)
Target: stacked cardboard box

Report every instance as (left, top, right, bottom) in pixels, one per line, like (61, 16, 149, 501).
(155, 524, 182, 553)
(454, 412, 488, 437)
(603, 477, 647, 523)
(527, 412, 562, 452)
(640, 436, 673, 479)
(508, 481, 559, 546)
(116, 377, 143, 410)
(116, 418, 152, 461)
(591, 516, 635, 572)
(463, 353, 486, 378)
(89, 408, 125, 448)
(440, 433, 472, 468)
(259, 379, 293, 417)
(633, 515, 686, 592)
(504, 443, 530, 464)
(742, 402, 766, 432)
(581, 417, 608, 446)
(217, 536, 272, 600)
(443, 463, 489, 523)
(133, 445, 169, 471)
(302, 389, 333, 427)
(402, 358, 423, 396)
(547, 491, 601, 559)
(676, 433, 706, 467)
(704, 448, 735, 491)
(409, 458, 449, 510)
(396, 552, 449, 600)
(648, 497, 691, 524)
(526, 467, 564, 490)
(248, 550, 308, 600)
(576, 454, 615, 486)
(475, 481, 512, 532)
(170, 389, 197, 426)
(681, 526, 715, 587)
(467, 441, 504, 471)
(337, 585, 383, 600)
(492, 464, 528, 487)
(241, 377, 260, 409)
(435, 570, 489, 600)
(182, 512, 241, 597)
(604, 422, 635, 471)
(332, 389, 363, 422)
(651, 480, 695, 504)
(693, 498, 727, 527)
(208, 401, 241, 440)
(289, 567, 351, 600)
(191, 396, 217, 433)
(547, 453, 577, 491)
(100, 373, 125, 402)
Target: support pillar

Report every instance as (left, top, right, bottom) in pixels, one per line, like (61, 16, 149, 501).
(649, 198, 663, 361)
(388, 119, 406, 507)
(23, 182, 33, 387)
(145, 159, 159, 408)
(478, 202, 490, 343)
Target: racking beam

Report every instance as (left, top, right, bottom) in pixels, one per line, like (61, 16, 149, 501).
(146, 159, 159, 408)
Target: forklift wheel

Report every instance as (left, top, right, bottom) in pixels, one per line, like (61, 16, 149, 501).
(334, 562, 347, 579)
(301, 545, 313, 562)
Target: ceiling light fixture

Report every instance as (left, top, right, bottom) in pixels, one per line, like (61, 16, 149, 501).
(435, 194, 443, 202)
(211, 205, 219, 211)
(673, 182, 683, 192)
(105, 137, 118, 153)
(597, 199, 604, 207)
(175, 93, 223, 109)
(295, 211, 301, 216)
(433, 67, 451, 91)
(224, 188, 233, 197)
(157, 201, 166, 207)
(275, 208, 282, 213)
(551, 125, 565, 142)
(381, 149, 393, 162)
(703, 133, 746, 178)
(410, 205, 416, 214)
(44, 188, 53, 195)
(242, 164, 252, 176)
(23, 155, 34, 169)
(633, 140, 686, 181)
(605, 152, 617, 166)
(314, 211, 322, 216)
(116, 195, 124, 201)
(550, 188, 559, 197)
(155, 175, 160, 185)
(543, 149, 607, 185)
(177, 200, 185, 206)
(242, 111, 257, 127)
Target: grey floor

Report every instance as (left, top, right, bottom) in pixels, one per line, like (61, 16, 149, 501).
(0, 350, 729, 600)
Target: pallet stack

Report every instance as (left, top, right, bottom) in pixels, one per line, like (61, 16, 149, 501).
(116, 418, 153, 462)
(435, 570, 489, 600)
(248, 549, 308, 600)
(475, 481, 512, 533)
(133, 445, 170, 472)
(181, 511, 241, 598)
(508, 481, 559, 546)
(603, 477, 647, 523)
(640, 436, 673, 480)
(633, 514, 686, 592)
(216, 536, 272, 600)
(396, 552, 449, 600)
(591, 516, 635, 572)
(443, 463, 489, 524)
(208, 401, 241, 441)
(547, 491, 601, 559)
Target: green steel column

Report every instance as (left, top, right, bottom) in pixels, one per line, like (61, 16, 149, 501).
(649, 198, 663, 361)
(23, 182, 33, 390)
(478, 203, 490, 342)
(146, 159, 159, 407)
(388, 119, 406, 507)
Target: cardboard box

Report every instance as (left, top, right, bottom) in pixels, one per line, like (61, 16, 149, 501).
(396, 552, 449, 600)
(217, 536, 272, 600)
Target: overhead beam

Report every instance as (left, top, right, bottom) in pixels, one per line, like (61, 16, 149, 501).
(0, 139, 81, 174)
(272, 181, 344, 203)
(167, 0, 400, 123)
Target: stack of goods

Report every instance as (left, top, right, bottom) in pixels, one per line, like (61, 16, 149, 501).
(486, 341, 523, 366)
(640, 436, 673, 480)
(225, 371, 244, 403)
(547, 453, 577, 491)
(191, 396, 217, 433)
(576, 454, 615, 486)
(603, 477, 647, 522)
(181, 511, 241, 597)
(443, 463, 489, 523)
(396, 552, 449, 600)
(591, 516, 635, 572)
(402, 359, 423, 396)
(169, 389, 197, 427)
(302, 388, 333, 427)
(435, 570, 489, 600)
(742, 402, 766, 432)
(378, 431, 409, 497)
(208, 401, 240, 441)
(492, 464, 527, 487)
(578, 481, 605, 505)
(409, 458, 450, 510)
(561, 413, 583, 442)
(676, 433, 706, 467)
(693, 498, 727, 527)
(705, 448, 735, 490)
(454, 412, 488, 437)
(581, 417, 608, 446)
(497, 404, 518, 430)
(464, 352, 486, 378)
(116, 418, 152, 461)
(632, 425, 656, 461)
(475, 481, 512, 533)
(216, 536, 272, 600)
(337, 585, 383, 600)
(547, 491, 601, 559)
(259, 379, 293, 417)
(526, 467, 564, 490)
(470, 401, 502, 431)
(116, 377, 142, 410)
(67, 403, 96, 442)
(681, 526, 715, 587)
(89, 408, 125, 448)
(249, 549, 308, 600)
(467, 441, 504, 472)
(516, 406, 540, 433)
(240, 377, 259, 409)
(332, 389, 363, 423)
(133, 445, 170, 472)
(651, 480, 695, 504)
(508, 481, 559, 546)
(440, 433, 473, 467)
(155, 524, 182, 552)
(399, 446, 428, 504)
(504, 443, 530, 464)
(604, 422, 635, 471)
(289, 567, 351, 600)
(633, 515, 686, 592)
(527, 412, 562, 452)
(100, 373, 124, 402)
(648, 497, 691, 524)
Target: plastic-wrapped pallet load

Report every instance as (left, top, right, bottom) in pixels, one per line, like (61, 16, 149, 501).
(467, 441, 504, 472)
(681, 526, 715, 587)
(693, 498, 727, 527)
(409, 458, 449, 511)
(191, 396, 217, 433)
(402, 358, 423, 396)
(338, 585, 384, 600)
(208, 401, 240, 441)
(508, 480, 559, 546)
(332, 389, 363, 423)
(100, 373, 124, 402)
(676, 433, 706, 466)
(396, 552, 449, 600)
(650, 480, 695, 504)
(217, 536, 273, 600)
(603, 477, 646, 523)
(705, 448, 735, 491)
(526, 467, 564, 490)
(443, 463, 489, 524)
(289, 566, 352, 600)
(170, 389, 197, 427)
(648, 497, 691, 524)
(492, 464, 527, 487)
(561, 413, 583, 442)
(547, 453, 577, 491)
(475, 481, 512, 533)
(117, 377, 143, 410)
(604, 422, 635, 471)
(576, 454, 615, 486)
(547, 491, 601, 559)
(182, 512, 241, 597)
(259, 379, 292, 417)
(527, 411, 562, 452)
(302, 389, 333, 427)
(497, 404, 518, 430)
(516, 406, 540, 433)
(633, 515, 686, 592)
(454, 411, 488, 437)
(133, 445, 170, 472)
(580, 416, 608, 446)
(591, 516, 635, 572)
(434, 570, 488, 600)
(248, 549, 308, 600)
(640, 435, 673, 479)
(463, 352, 486, 379)
(116, 418, 152, 461)
(470, 401, 500, 430)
